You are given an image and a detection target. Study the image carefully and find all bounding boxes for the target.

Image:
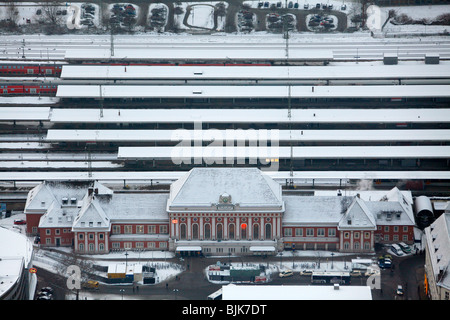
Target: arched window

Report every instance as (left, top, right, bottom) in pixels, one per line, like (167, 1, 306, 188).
(265, 223, 272, 240)
(204, 224, 211, 240)
(364, 242, 371, 250)
(253, 224, 259, 240)
(89, 243, 95, 252)
(79, 243, 84, 252)
(217, 224, 223, 240)
(99, 243, 104, 252)
(180, 224, 187, 240)
(192, 223, 199, 240)
(228, 224, 235, 240)
(344, 242, 350, 250)
(354, 241, 360, 250)
(241, 223, 247, 239)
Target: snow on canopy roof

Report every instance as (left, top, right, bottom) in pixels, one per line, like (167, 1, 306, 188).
(50, 108, 450, 124)
(45, 129, 450, 142)
(64, 48, 333, 61)
(221, 284, 372, 300)
(0, 107, 50, 121)
(168, 168, 283, 210)
(56, 84, 450, 99)
(60, 64, 450, 79)
(117, 145, 450, 160)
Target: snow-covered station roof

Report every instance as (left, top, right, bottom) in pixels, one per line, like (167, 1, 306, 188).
(45, 129, 450, 143)
(55, 84, 450, 99)
(60, 64, 450, 80)
(49, 108, 450, 124)
(117, 145, 450, 160)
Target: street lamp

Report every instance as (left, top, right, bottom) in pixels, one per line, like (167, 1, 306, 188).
(120, 289, 125, 300)
(173, 288, 179, 300)
(331, 252, 335, 269)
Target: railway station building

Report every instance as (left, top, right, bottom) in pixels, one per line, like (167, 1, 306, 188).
(24, 168, 416, 255)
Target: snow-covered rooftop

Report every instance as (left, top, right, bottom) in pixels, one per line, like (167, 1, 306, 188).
(117, 145, 450, 160)
(60, 64, 450, 80)
(168, 168, 283, 211)
(49, 108, 450, 124)
(222, 284, 372, 300)
(56, 84, 450, 99)
(45, 129, 450, 143)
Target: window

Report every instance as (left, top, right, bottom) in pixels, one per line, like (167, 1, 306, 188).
(136, 225, 144, 234)
(99, 243, 104, 251)
(112, 242, 120, 249)
(46, 229, 51, 235)
(365, 232, 370, 239)
(112, 225, 120, 234)
(306, 228, 314, 237)
(354, 242, 360, 250)
(402, 235, 408, 242)
(229, 224, 235, 239)
(89, 233, 94, 240)
(159, 242, 167, 249)
(317, 228, 325, 237)
(284, 228, 292, 237)
(328, 229, 336, 237)
(384, 235, 389, 241)
(55, 229, 60, 235)
(89, 243, 94, 252)
(394, 226, 399, 232)
(295, 228, 303, 237)
(79, 243, 84, 251)
(124, 225, 132, 234)
(192, 224, 199, 240)
(253, 224, 259, 239)
(217, 224, 223, 240)
(364, 242, 371, 250)
(159, 225, 168, 234)
(99, 233, 104, 240)
(78, 233, 84, 240)
(136, 242, 144, 249)
(147, 242, 156, 249)
(124, 242, 132, 249)
(180, 224, 187, 240)
(344, 232, 350, 239)
(354, 232, 360, 239)
(204, 224, 211, 240)
(384, 226, 389, 232)
(148, 225, 156, 234)
(393, 235, 399, 242)
(265, 224, 272, 240)
(46, 238, 52, 245)
(403, 226, 408, 232)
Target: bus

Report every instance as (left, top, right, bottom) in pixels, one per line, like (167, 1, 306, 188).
(311, 271, 351, 285)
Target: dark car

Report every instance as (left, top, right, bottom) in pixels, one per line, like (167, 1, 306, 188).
(14, 219, 26, 225)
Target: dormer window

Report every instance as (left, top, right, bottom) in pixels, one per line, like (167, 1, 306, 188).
(70, 198, 77, 205)
(62, 197, 68, 205)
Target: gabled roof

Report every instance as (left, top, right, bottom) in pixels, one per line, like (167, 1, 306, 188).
(338, 196, 377, 230)
(72, 195, 110, 231)
(168, 168, 283, 212)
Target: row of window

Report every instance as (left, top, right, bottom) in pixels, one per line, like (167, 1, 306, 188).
(78, 241, 169, 252)
(177, 223, 273, 241)
(112, 225, 168, 234)
(283, 227, 337, 237)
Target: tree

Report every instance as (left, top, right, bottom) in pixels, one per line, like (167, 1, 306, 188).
(41, 1, 65, 34)
(5, 2, 20, 31)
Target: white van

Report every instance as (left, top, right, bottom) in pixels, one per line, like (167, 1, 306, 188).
(390, 244, 404, 256)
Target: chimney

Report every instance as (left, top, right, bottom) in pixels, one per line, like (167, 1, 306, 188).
(88, 187, 94, 196)
(94, 188, 99, 195)
(356, 193, 360, 198)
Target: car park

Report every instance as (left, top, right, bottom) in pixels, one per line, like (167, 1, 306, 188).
(398, 242, 411, 254)
(279, 270, 294, 278)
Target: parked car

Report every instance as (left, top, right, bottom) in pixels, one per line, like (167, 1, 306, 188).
(82, 280, 99, 290)
(364, 267, 380, 277)
(350, 270, 362, 277)
(341, 4, 347, 10)
(279, 270, 294, 278)
(299, 269, 313, 276)
(303, 3, 309, 9)
(396, 285, 404, 296)
(379, 258, 392, 269)
(14, 219, 26, 225)
(398, 242, 411, 254)
(390, 244, 404, 256)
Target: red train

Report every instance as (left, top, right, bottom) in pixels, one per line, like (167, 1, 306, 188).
(0, 83, 57, 95)
(0, 64, 63, 76)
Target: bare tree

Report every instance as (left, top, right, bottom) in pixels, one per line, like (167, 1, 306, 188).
(5, 2, 20, 30)
(41, 1, 65, 34)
